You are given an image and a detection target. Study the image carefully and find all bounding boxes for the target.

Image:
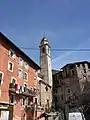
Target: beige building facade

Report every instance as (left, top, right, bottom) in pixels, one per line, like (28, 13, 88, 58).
(36, 37, 53, 119)
(53, 61, 90, 111)
(39, 37, 52, 109)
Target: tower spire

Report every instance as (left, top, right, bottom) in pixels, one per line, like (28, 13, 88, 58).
(43, 32, 46, 38)
(41, 32, 48, 42)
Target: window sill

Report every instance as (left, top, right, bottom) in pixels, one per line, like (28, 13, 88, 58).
(8, 69, 13, 72)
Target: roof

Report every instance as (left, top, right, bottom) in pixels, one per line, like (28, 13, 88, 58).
(61, 61, 89, 69)
(41, 36, 48, 41)
(0, 32, 40, 70)
(52, 69, 60, 75)
(40, 36, 51, 48)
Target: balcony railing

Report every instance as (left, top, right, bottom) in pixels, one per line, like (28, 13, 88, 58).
(9, 83, 37, 97)
(9, 83, 15, 91)
(23, 87, 36, 96)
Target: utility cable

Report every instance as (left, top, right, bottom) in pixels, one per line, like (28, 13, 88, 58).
(19, 47, 90, 52)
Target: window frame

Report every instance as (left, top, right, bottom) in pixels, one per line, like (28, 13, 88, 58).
(84, 68, 86, 73)
(18, 68, 23, 78)
(8, 61, 14, 72)
(11, 77, 17, 84)
(72, 70, 75, 75)
(9, 49, 16, 58)
(10, 94, 15, 104)
(0, 71, 4, 80)
(68, 89, 70, 93)
(23, 72, 28, 81)
(18, 57, 24, 67)
(45, 86, 48, 91)
(42, 47, 45, 53)
(28, 97, 31, 105)
(24, 82, 28, 88)
(82, 64, 85, 68)
(24, 62, 29, 70)
(22, 97, 26, 105)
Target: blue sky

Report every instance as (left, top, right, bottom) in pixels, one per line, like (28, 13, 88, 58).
(0, 0, 90, 69)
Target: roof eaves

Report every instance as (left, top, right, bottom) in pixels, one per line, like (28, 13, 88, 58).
(0, 32, 40, 69)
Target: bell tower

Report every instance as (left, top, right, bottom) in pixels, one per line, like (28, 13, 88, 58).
(39, 36, 52, 87)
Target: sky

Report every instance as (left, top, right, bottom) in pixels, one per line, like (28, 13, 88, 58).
(0, 0, 90, 69)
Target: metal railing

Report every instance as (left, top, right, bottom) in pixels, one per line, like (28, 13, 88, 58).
(9, 83, 37, 96)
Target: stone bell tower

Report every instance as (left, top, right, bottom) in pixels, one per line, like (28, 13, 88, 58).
(39, 36, 52, 87)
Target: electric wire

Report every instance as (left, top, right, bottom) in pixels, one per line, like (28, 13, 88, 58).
(19, 47, 90, 52)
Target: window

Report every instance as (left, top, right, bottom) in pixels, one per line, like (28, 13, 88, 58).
(9, 49, 16, 58)
(61, 95, 63, 100)
(47, 99, 49, 108)
(0, 72, 4, 84)
(68, 96, 71, 101)
(23, 72, 28, 80)
(66, 70, 68, 77)
(28, 97, 33, 105)
(68, 89, 70, 93)
(19, 57, 24, 66)
(24, 83, 28, 92)
(8, 61, 14, 72)
(60, 73, 63, 79)
(84, 69, 86, 73)
(72, 70, 75, 75)
(55, 97, 57, 102)
(11, 77, 17, 84)
(28, 98, 30, 105)
(24, 62, 29, 70)
(0, 72, 4, 80)
(21, 97, 27, 105)
(57, 80, 59, 84)
(88, 63, 90, 69)
(10, 94, 15, 103)
(45, 86, 48, 91)
(42, 47, 45, 53)
(82, 64, 85, 68)
(24, 82, 28, 88)
(18, 69, 23, 78)
(35, 98, 37, 104)
(82, 64, 86, 73)
(77, 64, 80, 67)
(22, 97, 26, 105)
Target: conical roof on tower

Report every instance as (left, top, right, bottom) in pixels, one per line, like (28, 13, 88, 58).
(40, 35, 50, 48)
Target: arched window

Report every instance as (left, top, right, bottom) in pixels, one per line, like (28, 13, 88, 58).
(42, 47, 45, 53)
(45, 86, 48, 91)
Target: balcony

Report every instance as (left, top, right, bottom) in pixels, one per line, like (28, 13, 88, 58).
(9, 83, 15, 91)
(9, 83, 37, 97)
(22, 87, 36, 97)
